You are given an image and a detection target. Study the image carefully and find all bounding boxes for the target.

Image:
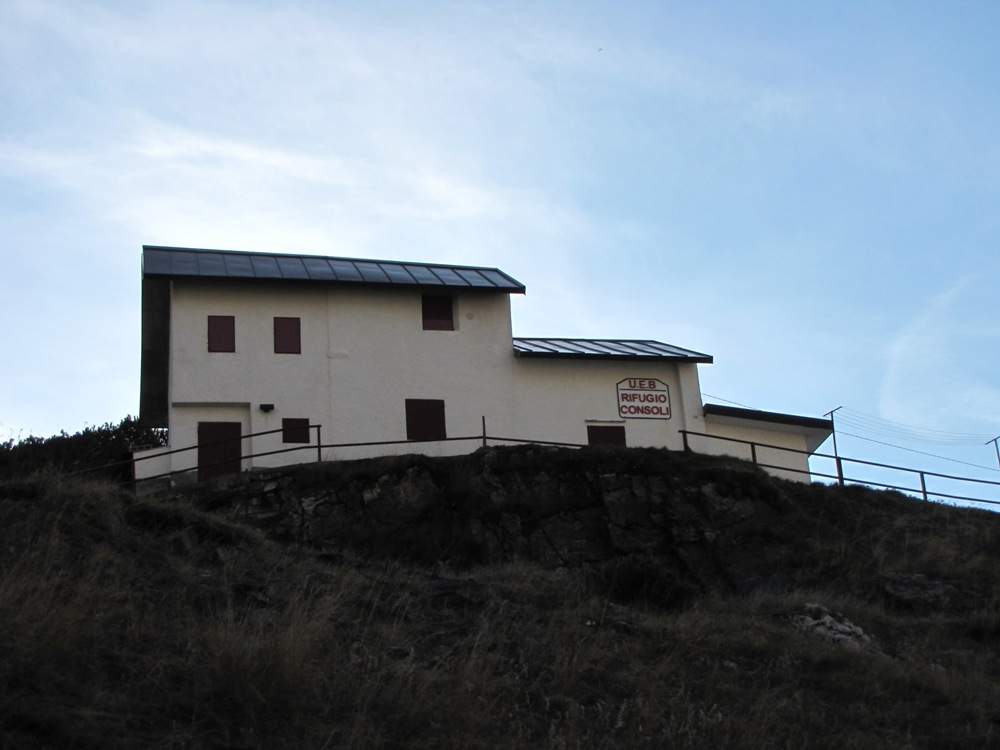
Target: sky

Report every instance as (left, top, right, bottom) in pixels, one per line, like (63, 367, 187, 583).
(2, 0, 999, 502)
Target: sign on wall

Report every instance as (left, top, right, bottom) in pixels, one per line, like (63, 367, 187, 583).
(617, 378, 671, 419)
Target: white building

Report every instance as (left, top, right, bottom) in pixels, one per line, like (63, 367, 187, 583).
(134, 246, 831, 485)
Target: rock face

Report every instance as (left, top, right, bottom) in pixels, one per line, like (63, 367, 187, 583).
(879, 572, 961, 613)
(164, 444, 977, 612)
(170, 445, 806, 607)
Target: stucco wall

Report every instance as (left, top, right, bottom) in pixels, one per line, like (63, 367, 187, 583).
(697, 420, 813, 482)
(507, 359, 707, 450)
(145, 280, 519, 476)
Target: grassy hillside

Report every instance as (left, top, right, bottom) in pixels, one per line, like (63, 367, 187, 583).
(2, 448, 1000, 749)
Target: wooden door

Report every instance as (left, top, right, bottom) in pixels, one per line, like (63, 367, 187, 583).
(197, 422, 243, 481)
(587, 425, 626, 446)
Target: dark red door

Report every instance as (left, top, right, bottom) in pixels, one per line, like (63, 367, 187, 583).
(197, 422, 243, 481)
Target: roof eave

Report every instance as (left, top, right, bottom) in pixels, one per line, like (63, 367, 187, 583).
(514, 350, 713, 364)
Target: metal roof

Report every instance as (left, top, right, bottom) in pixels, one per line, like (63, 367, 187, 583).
(513, 338, 713, 363)
(142, 245, 526, 293)
(703, 403, 832, 431)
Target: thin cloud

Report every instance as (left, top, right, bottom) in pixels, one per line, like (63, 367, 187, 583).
(880, 279, 1000, 430)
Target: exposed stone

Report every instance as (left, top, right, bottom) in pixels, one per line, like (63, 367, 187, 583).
(880, 572, 960, 613)
(792, 603, 886, 658)
(162, 447, 817, 605)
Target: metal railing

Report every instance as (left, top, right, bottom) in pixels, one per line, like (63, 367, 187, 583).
(132, 424, 325, 484)
(679, 429, 1000, 508)
(126, 422, 1000, 509)
(130, 420, 597, 488)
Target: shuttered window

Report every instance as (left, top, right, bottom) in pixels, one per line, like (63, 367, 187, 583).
(281, 418, 311, 444)
(274, 317, 301, 354)
(207, 316, 235, 352)
(422, 295, 454, 331)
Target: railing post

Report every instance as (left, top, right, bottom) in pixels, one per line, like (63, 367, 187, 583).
(315, 424, 322, 463)
(836, 456, 844, 486)
(750, 442, 758, 465)
(682, 430, 690, 452)
(919, 471, 927, 502)
(482, 415, 487, 448)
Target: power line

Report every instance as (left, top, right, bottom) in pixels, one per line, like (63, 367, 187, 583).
(834, 407, 995, 445)
(703, 394, 999, 473)
(836, 431, 1000, 473)
(701, 393, 759, 410)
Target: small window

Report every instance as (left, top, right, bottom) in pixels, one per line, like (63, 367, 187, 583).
(274, 317, 301, 354)
(282, 418, 311, 444)
(207, 315, 235, 352)
(587, 425, 626, 446)
(405, 399, 446, 441)
(422, 295, 454, 331)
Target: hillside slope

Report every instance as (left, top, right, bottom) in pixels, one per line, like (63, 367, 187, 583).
(3, 446, 1000, 749)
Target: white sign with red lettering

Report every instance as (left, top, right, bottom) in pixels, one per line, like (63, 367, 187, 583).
(617, 378, 671, 419)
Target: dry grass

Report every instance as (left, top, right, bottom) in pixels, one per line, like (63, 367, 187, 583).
(2, 462, 1000, 748)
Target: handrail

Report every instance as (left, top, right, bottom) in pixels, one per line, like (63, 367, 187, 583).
(131, 425, 308, 462)
(679, 429, 1000, 507)
(130, 424, 1000, 509)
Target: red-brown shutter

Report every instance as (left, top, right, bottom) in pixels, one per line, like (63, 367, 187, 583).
(281, 418, 311, 444)
(421, 295, 454, 331)
(274, 317, 301, 354)
(207, 316, 235, 352)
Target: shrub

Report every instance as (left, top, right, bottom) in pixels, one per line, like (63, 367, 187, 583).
(0, 416, 166, 482)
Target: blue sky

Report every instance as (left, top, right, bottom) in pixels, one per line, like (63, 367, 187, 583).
(2, 0, 999, 498)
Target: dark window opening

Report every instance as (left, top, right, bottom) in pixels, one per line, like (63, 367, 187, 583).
(282, 418, 311, 444)
(207, 315, 235, 352)
(422, 295, 454, 331)
(587, 425, 626, 446)
(405, 399, 446, 441)
(274, 317, 301, 354)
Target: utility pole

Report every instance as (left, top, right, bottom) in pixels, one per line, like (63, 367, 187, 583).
(824, 406, 844, 486)
(988, 436, 1000, 473)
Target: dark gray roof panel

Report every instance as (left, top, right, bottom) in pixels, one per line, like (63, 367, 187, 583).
(142, 247, 172, 275)
(480, 269, 515, 287)
(354, 261, 390, 283)
(456, 268, 494, 287)
(301, 257, 337, 280)
(428, 267, 469, 286)
(141, 246, 526, 293)
(379, 263, 417, 284)
(196, 252, 227, 276)
(276, 255, 311, 279)
(250, 254, 282, 278)
(403, 265, 445, 285)
(513, 338, 713, 363)
(327, 259, 364, 282)
(171, 251, 200, 277)
(223, 253, 255, 277)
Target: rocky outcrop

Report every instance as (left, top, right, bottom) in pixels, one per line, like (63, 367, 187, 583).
(161, 444, 977, 613)
(163, 446, 802, 607)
